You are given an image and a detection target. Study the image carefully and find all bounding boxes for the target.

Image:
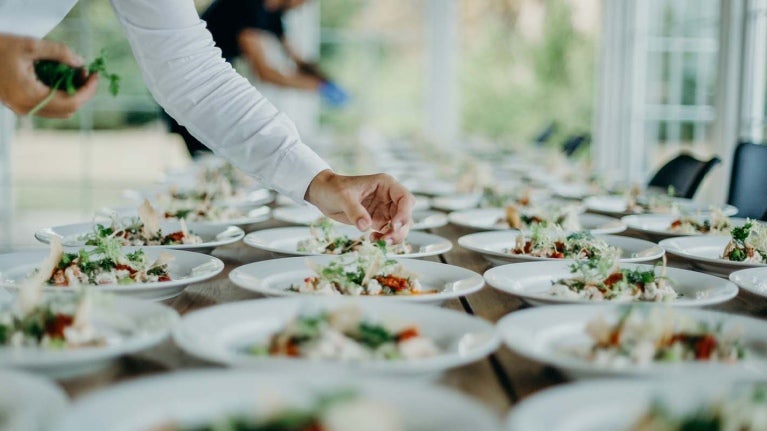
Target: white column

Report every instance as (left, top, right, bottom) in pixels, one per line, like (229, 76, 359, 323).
(741, 0, 767, 142)
(0, 106, 13, 252)
(283, 1, 320, 139)
(425, 0, 459, 149)
(594, 0, 646, 184)
(709, 0, 746, 202)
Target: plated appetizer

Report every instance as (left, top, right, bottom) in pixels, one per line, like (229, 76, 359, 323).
(722, 221, 767, 264)
(156, 391, 404, 431)
(1, 280, 101, 349)
(506, 379, 767, 430)
(579, 307, 744, 366)
(39, 238, 172, 287)
(668, 209, 732, 235)
(625, 187, 677, 214)
(293, 243, 428, 296)
(507, 227, 618, 260)
(500, 203, 581, 231)
(550, 254, 677, 302)
(480, 186, 534, 208)
(161, 200, 246, 223)
(630, 384, 767, 431)
(297, 218, 412, 255)
(84, 201, 202, 247)
(58, 371, 502, 431)
(246, 305, 438, 361)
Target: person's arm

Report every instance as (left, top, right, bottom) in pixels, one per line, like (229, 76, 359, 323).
(238, 28, 320, 90)
(0, 33, 99, 118)
(108, 0, 410, 240)
(279, 37, 329, 82)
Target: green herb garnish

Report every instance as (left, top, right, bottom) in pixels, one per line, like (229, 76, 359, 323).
(29, 50, 120, 116)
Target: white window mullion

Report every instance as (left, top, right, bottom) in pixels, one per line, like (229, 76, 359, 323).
(741, 0, 767, 142)
(708, 0, 746, 202)
(425, 0, 459, 149)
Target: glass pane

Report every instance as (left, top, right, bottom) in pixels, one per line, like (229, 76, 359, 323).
(459, 0, 601, 144)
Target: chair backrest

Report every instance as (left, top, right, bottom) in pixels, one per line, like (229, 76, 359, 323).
(561, 134, 589, 157)
(533, 122, 557, 147)
(647, 153, 721, 199)
(728, 141, 767, 219)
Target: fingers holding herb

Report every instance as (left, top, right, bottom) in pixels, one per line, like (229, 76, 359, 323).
(28, 50, 120, 117)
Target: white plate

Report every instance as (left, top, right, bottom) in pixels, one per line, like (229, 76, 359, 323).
(407, 179, 456, 196)
(272, 205, 325, 225)
(273, 207, 447, 231)
(459, 232, 664, 266)
(123, 185, 274, 208)
(660, 236, 767, 277)
(622, 214, 751, 241)
(730, 267, 767, 299)
(0, 296, 178, 378)
(430, 193, 482, 212)
(34, 221, 244, 253)
(173, 296, 499, 377)
(0, 370, 68, 430)
(484, 261, 737, 306)
(448, 209, 626, 234)
(0, 248, 224, 301)
(104, 204, 271, 229)
(229, 256, 484, 305)
(584, 195, 738, 217)
(506, 379, 767, 431)
(413, 194, 431, 211)
(410, 210, 449, 230)
(550, 182, 594, 200)
(243, 226, 453, 258)
(59, 370, 502, 431)
(497, 305, 767, 379)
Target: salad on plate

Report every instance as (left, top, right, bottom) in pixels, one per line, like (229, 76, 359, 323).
(625, 186, 678, 214)
(500, 203, 581, 231)
(35, 238, 172, 287)
(722, 221, 767, 264)
(297, 218, 412, 255)
(0, 285, 102, 349)
(245, 305, 438, 361)
(155, 391, 405, 431)
(630, 384, 767, 431)
(668, 209, 733, 235)
(507, 226, 618, 260)
(576, 307, 745, 367)
(292, 243, 430, 296)
(84, 200, 202, 247)
(550, 253, 678, 301)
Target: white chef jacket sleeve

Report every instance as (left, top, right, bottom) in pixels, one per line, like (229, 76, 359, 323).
(108, 0, 330, 202)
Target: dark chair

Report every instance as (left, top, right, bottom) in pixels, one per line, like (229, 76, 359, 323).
(561, 134, 590, 157)
(728, 142, 767, 219)
(533, 122, 557, 147)
(647, 153, 721, 199)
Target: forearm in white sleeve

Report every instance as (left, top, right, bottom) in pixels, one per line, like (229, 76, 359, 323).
(108, 0, 330, 202)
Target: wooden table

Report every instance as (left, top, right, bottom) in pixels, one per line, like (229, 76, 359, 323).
(59, 218, 767, 419)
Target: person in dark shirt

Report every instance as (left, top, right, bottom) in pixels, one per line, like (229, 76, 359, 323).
(166, 0, 347, 156)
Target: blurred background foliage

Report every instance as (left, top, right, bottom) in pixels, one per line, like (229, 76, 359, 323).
(33, 0, 599, 147)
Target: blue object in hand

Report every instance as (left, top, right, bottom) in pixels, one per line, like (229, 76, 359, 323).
(318, 81, 349, 108)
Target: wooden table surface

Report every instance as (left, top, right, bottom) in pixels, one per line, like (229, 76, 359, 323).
(58, 217, 767, 419)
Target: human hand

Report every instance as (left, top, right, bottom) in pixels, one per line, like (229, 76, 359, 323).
(0, 33, 98, 118)
(296, 61, 328, 81)
(318, 81, 349, 108)
(305, 170, 415, 243)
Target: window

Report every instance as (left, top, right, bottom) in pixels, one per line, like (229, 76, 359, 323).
(460, 0, 601, 145)
(643, 0, 721, 171)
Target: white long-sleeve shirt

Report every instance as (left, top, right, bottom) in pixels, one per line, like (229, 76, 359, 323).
(0, 0, 330, 202)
